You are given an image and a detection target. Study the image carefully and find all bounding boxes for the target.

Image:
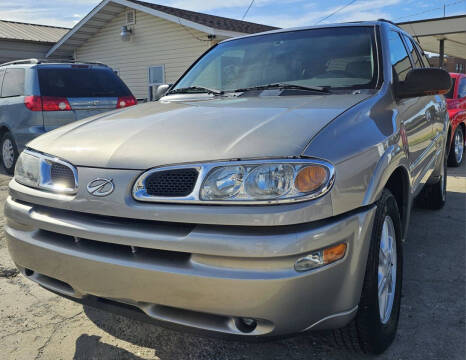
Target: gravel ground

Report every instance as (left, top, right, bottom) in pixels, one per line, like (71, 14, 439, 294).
(0, 164, 464, 360)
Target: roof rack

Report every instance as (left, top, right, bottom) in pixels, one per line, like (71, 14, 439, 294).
(377, 18, 402, 29)
(0, 58, 109, 67)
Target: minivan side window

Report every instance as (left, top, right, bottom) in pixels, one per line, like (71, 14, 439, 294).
(2, 68, 25, 97)
(388, 31, 412, 82)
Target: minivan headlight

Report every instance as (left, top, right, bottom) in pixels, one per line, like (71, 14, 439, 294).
(133, 159, 335, 204)
(14, 150, 78, 194)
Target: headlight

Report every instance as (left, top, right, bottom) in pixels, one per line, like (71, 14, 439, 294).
(14, 150, 78, 194)
(14, 151, 40, 188)
(133, 159, 335, 204)
(201, 161, 333, 202)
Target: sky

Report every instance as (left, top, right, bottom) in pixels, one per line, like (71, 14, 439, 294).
(0, 0, 465, 28)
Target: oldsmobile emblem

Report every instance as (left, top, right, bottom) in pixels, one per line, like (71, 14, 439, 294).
(87, 178, 114, 197)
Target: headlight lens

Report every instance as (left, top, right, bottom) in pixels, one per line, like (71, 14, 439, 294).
(199, 161, 333, 203)
(200, 166, 245, 200)
(14, 150, 78, 194)
(244, 164, 294, 199)
(14, 151, 40, 188)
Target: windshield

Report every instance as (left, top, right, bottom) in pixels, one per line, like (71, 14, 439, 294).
(172, 26, 378, 93)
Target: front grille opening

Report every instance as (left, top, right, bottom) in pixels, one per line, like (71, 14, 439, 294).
(36, 230, 191, 266)
(145, 168, 198, 197)
(50, 162, 75, 189)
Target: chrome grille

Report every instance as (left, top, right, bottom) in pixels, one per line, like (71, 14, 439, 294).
(145, 168, 198, 197)
(50, 163, 76, 189)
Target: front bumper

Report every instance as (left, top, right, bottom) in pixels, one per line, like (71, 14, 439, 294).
(5, 196, 375, 337)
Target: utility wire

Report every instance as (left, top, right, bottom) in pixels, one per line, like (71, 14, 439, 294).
(396, 0, 466, 20)
(242, 0, 255, 20)
(315, 0, 358, 25)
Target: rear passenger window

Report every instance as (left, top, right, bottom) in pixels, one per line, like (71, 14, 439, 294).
(2, 68, 25, 97)
(388, 31, 412, 82)
(403, 36, 423, 68)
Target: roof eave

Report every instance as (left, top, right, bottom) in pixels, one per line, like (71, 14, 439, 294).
(47, 0, 249, 58)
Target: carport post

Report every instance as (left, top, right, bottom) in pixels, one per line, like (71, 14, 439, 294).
(439, 39, 445, 69)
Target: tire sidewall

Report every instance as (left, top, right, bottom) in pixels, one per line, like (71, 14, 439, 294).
(1, 132, 18, 174)
(361, 190, 403, 353)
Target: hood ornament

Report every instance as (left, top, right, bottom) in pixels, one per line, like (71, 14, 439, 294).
(87, 178, 114, 197)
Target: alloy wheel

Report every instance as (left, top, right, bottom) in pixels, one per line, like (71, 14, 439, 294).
(2, 138, 14, 169)
(378, 215, 397, 324)
(454, 129, 464, 164)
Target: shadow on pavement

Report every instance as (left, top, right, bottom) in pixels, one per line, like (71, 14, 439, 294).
(73, 334, 148, 360)
(82, 305, 345, 360)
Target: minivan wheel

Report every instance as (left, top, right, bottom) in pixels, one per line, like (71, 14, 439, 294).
(1, 132, 18, 175)
(448, 126, 464, 167)
(334, 189, 402, 354)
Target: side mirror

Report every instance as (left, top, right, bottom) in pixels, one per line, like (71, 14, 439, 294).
(396, 68, 451, 99)
(153, 84, 171, 100)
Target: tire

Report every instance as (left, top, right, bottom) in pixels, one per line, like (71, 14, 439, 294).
(448, 126, 464, 167)
(334, 189, 403, 354)
(1, 132, 18, 175)
(417, 147, 447, 210)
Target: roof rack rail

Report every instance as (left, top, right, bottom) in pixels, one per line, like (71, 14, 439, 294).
(0, 58, 40, 66)
(377, 18, 402, 28)
(0, 58, 109, 67)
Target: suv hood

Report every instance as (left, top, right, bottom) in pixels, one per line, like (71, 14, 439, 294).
(28, 94, 370, 169)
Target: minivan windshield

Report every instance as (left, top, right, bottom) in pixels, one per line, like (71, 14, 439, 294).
(38, 67, 132, 97)
(171, 26, 378, 94)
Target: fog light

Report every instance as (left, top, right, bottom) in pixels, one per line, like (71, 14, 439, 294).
(235, 317, 257, 333)
(294, 243, 347, 272)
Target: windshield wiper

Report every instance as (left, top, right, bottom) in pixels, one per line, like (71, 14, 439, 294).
(232, 83, 331, 94)
(167, 86, 224, 95)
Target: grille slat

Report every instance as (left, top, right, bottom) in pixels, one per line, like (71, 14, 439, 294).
(50, 163, 75, 189)
(145, 168, 198, 197)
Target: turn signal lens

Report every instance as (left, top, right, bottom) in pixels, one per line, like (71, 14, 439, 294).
(323, 243, 347, 264)
(294, 165, 328, 193)
(294, 243, 347, 272)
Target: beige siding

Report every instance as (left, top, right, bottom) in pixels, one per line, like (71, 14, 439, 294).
(76, 9, 213, 99)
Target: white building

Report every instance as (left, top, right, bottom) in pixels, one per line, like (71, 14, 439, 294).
(47, 0, 276, 100)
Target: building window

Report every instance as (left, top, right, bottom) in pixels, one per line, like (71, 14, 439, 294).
(148, 65, 165, 85)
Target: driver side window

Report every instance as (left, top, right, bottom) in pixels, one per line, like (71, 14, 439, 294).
(388, 31, 412, 82)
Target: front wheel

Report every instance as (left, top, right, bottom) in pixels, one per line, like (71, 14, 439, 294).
(1, 132, 18, 175)
(334, 189, 402, 354)
(448, 126, 464, 167)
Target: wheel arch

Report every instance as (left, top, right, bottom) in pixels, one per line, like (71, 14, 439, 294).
(0, 125, 11, 139)
(363, 145, 411, 240)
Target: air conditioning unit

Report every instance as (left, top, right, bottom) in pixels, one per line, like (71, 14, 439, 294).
(126, 9, 136, 25)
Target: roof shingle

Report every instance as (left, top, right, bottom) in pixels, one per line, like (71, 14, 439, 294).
(127, 0, 278, 34)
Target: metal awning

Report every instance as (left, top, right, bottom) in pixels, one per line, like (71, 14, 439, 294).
(398, 15, 466, 59)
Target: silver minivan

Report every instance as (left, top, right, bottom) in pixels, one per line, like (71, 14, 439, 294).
(0, 59, 136, 173)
